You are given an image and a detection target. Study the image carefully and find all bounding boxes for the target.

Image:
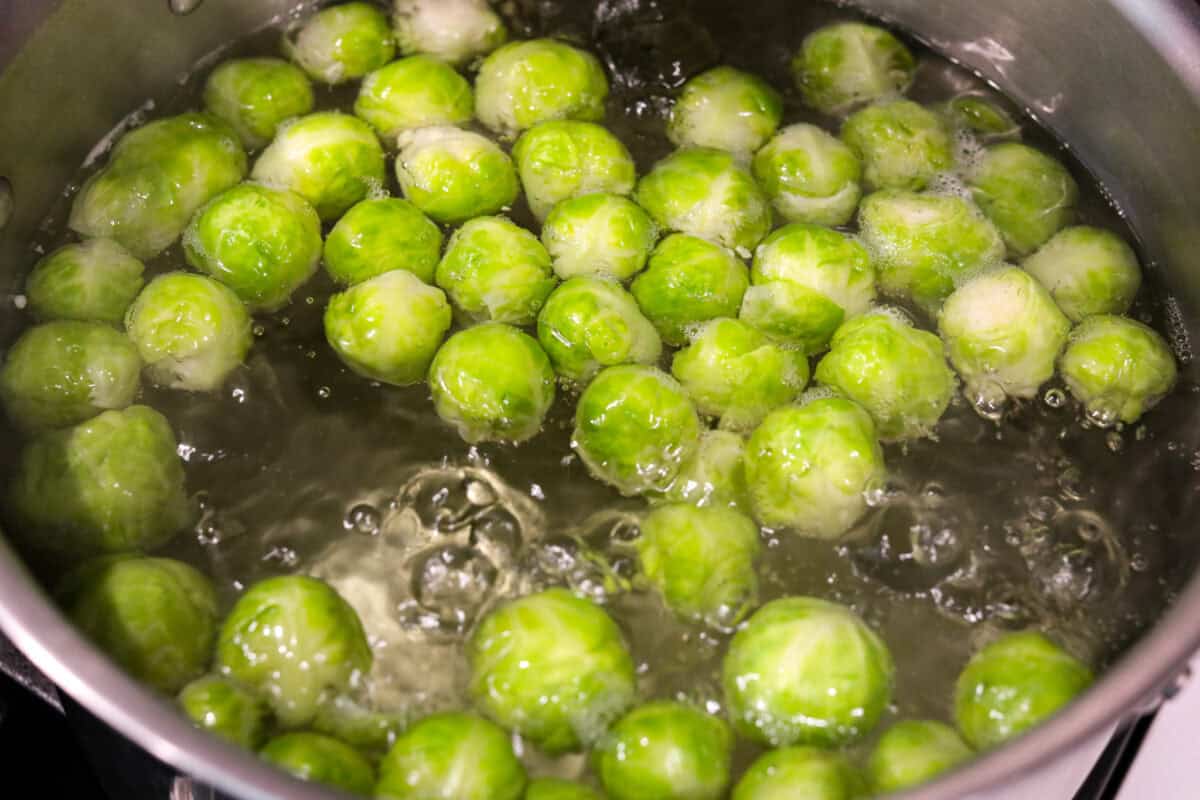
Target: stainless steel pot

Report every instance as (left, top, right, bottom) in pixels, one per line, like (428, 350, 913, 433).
(1, 1, 1199, 797)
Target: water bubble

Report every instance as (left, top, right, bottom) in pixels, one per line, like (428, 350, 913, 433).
(1085, 406, 1118, 429)
(470, 507, 522, 570)
(262, 545, 300, 567)
(465, 479, 497, 507)
(409, 546, 497, 632)
(1131, 553, 1150, 572)
(1057, 466, 1087, 502)
(1044, 388, 1067, 408)
(316, 386, 332, 399)
(401, 469, 485, 532)
(252, 323, 266, 337)
(344, 504, 382, 535)
(853, 493, 970, 593)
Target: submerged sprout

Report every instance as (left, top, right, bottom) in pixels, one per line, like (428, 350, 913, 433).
(395, 125, 519, 225)
(526, 778, 604, 800)
(668, 66, 782, 155)
(868, 720, 973, 794)
(261, 732, 376, 795)
(377, 712, 526, 800)
(310, 695, 407, 756)
(435, 216, 556, 325)
(660, 429, 750, 512)
(323, 197, 443, 287)
(752, 123, 863, 227)
(354, 55, 474, 139)
(25, 239, 145, 326)
(475, 38, 608, 136)
(943, 94, 1018, 137)
(1060, 315, 1177, 425)
(1023, 226, 1142, 323)
(203, 58, 315, 149)
(513, 120, 637, 221)
(968, 142, 1078, 256)
(793, 22, 916, 115)
(394, 0, 508, 66)
(841, 99, 954, 191)
(284, 2, 394, 85)
(178, 675, 269, 750)
(732, 747, 863, 800)
(542, 193, 658, 282)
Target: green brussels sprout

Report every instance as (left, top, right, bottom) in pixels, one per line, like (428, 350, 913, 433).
(310, 695, 406, 756)
(723, 596, 894, 747)
(630, 234, 750, 346)
(468, 588, 636, 753)
(743, 223, 875, 354)
(179, 676, 270, 750)
(542, 193, 658, 282)
(658, 429, 750, 512)
(428, 323, 556, 444)
(8, 406, 189, 556)
(0, 320, 141, 432)
(215, 575, 373, 728)
(261, 732, 376, 795)
(1059, 315, 1177, 425)
(635, 148, 771, 256)
(752, 123, 863, 227)
(968, 142, 1079, 256)
(744, 397, 885, 538)
(792, 22, 917, 115)
(69, 113, 247, 259)
(867, 720, 973, 794)
(251, 112, 386, 221)
(593, 701, 733, 800)
(59, 556, 217, 693)
(203, 58, 315, 149)
(125, 273, 252, 392)
(636, 503, 761, 628)
(574, 365, 702, 496)
(513, 120, 637, 221)
(536, 277, 662, 382)
(672, 318, 809, 432)
(841, 100, 954, 191)
(732, 747, 863, 800)
(475, 39, 608, 136)
(183, 183, 321, 311)
(942, 94, 1018, 137)
(525, 779, 604, 800)
(938, 266, 1070, 406)
(668, 66, 782, 155)
(395, 125, 519, 225)
(324, 269, 452, 386)
(324, 198, 443, 286)
(1022, 226, 1141, 323)
(284, 2, 395, 85)
(815, 310, 956, 440)
(377, 712, 526, 800)
(954, 631, 1093, 750)
(435, 216, 557, 325)
(354, 55, 474, 140)
(858, 189, 1005, 315)
(394, 0, 508, 66)
(24, 239, 145, 325)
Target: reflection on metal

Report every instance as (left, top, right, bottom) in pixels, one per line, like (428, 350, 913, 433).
(168, 0, 205, 16)
(0, 177, 12, 233)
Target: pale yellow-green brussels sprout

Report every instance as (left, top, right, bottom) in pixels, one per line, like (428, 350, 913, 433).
(1059, 315, 1177, 425)
(513, 120, 637, 221)
(941, 94, 1019, 137)
(733, 747, 864, 800)
(475, 38, 609, 136)
(968, 142, 1078, 256)
(393, 0, 508, 66)
(435, 216, 556, 325)
(792, 22, 916, 115)
(24, 239, 145, 326)
(323, 198, 443, 286)
(203, 58, 315, 149)
(377, 712, 526, 800)
(841, 99, 954, 191)
(125, 273, 252, 392)
(868, 720, 973, 794)
(668, 66, 782, 155)
(395, 125, 519, 225)
(284, 2, 395, 85)
(752, 123, 863, 227)
(261, 732, 376, 795)
(354, 55, 474, 140)
(542, 193, 658, 282)
(179, 675, 270, 750)
(1023, 226, 1141, 323)
(658, 429, 750, 512)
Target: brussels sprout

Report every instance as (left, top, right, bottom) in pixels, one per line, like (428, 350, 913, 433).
(475, 39, 608, 136)
(792, 22, 917, 115)
(311, 695, 407, 755)
(867, 720, 973, 794)
(542, 193, 658, 282)
(377, 712, 526, 800)
(593, 701, 733, 800)
(968, 142, 1078, 256)
(723, 596, 894, 747)
(659, 430, 750, 512)
(1059, 315, 1177, 425)
(954, 631, 1093, 750)
(324, 198, 443, 286)
(525, 779, 604, 800)
(261, 732, 376, 794)
(858, 189, 1006, 315)
(732, 747, 863, 800)
(752, 124, 863, 227)
(1023, 226, 1141, 323)
(536, 277, 662, 382)
(59, 556, 217, 693)
(284, 2, 394, 84)
(25, 239, 145, 325)
(394, 0, 508, 66)
(631, 234, 750, 346)
(744, 397, 885, 537)
(183, 183, 321, 311)
(672, 318, 809, 432)
(841, 100, 954, 191)
(179, 675, 270, 750)
(0, 320, 140, 432)
(203, 58, 315, 149)
(743, 223, 876, 353)
(468, 588, 636, 753)
(125, 273, 252, 392)
(942, 94, 1018, 137)
(354, 55, 474, 140)
(251, 112, 386, 221)
(668, 66, 782, 155)
(428, 323, 556, 444)
(69, 113, 247, 259)
(574, 365, 702, 496)
(435, 216, 556, 325)
(815, 311, 956, 440)
(636, 503, 761, 628)
(8, 406, 189, 556)
(215, 575, 372, 728)
(635, 148, 771, 256)
(938, 266, 1070, 406)
(513, 121, 636, 222)
(395, 126, 519, 225)
(324, 269, 452, 386)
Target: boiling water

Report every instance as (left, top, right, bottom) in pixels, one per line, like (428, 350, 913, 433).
(4, 0, 1200, 779)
